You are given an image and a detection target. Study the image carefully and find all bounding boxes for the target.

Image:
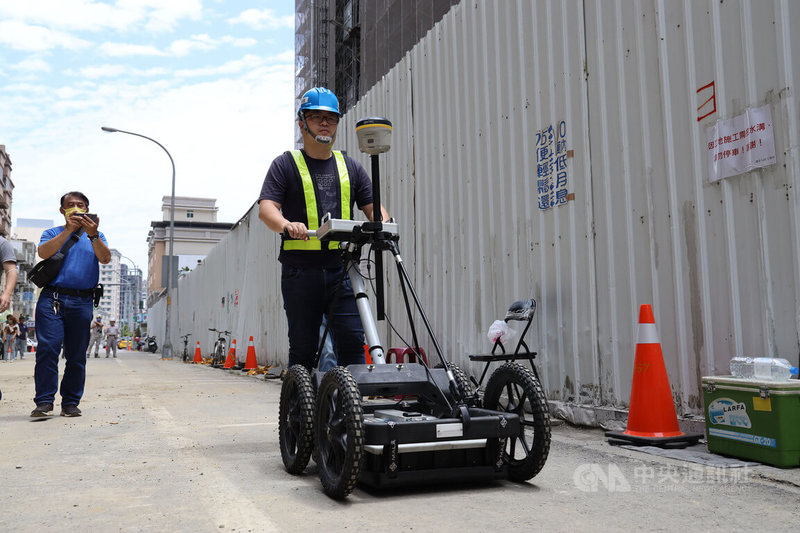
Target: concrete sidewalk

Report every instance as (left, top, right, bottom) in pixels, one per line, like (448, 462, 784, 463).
(1, 352, 798, 532)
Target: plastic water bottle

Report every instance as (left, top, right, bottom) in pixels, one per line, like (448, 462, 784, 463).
(752, 357, 799, 381)
(729, 357, 754, 378)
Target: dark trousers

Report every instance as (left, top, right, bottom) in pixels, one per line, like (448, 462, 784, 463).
(33, 290, 93, 406)
(281, 264, 365, 371)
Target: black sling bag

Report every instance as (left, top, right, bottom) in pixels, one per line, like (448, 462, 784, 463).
(28, 229, 85, 288)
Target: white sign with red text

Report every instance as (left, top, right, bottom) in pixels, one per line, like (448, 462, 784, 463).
(706, 104, 776, 182)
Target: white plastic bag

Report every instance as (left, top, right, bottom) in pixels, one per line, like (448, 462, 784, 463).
(487, 320, 516, 344)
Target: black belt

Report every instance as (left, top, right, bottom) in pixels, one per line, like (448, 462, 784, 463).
(45, 285, 94, 297)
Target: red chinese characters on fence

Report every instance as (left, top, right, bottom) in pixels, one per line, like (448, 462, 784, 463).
(707, 122, 766, 156)
(705, 104, 775, 182)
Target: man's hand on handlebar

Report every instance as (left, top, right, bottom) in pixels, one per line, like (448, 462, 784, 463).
(283, 221, 309, 241)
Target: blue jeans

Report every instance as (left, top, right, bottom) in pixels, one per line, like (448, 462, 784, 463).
(317, 316, 336, 372)
(281, 264, 365, 371)
(34, 290, 93, 406)
(13, 338, 25, 359)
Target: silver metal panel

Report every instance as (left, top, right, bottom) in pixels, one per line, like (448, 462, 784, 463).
(363, 438, 488, 455)
(342, 0, 598, 404)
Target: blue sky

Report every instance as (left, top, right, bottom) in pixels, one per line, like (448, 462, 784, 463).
(0, 0, 296, 272)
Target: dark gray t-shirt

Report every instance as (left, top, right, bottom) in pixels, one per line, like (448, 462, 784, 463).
(258, 150, 373, 268)
(0, 237, 17, 265)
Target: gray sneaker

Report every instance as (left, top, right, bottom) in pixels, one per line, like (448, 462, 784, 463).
(60, 405, 82, 417)
(31, 403, 54, 417)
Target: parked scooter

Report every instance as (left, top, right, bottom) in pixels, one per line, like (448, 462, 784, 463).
(146, 336, 158, 353)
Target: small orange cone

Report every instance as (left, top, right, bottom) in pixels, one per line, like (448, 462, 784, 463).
(243, 336, 258, 370)
(606, 305, 702, 448)
(223, 338, 237, 369)
(192, 341, 202, 364)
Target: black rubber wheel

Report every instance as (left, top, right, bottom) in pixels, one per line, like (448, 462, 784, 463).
(278, 365, 316, 475)
(450, 364, 475, 400)
(314, 366, 363, 499)
(212, 342, 226, 367)
(436, 363, 475, 402)
(483, 361, 551, 481)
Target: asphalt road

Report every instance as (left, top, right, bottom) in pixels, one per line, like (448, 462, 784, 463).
(1, 351, 798, 532)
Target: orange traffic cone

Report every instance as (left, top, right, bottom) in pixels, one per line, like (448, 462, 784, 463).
(223, 339, 237, 369)
(364, 344, 372, 364)
(243, 336, 258, 370)
(606, 305, 702, 448)
(192, 341, 202, 364)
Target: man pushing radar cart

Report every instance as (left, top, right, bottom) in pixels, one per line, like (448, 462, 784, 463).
(277, 113, 551, 500)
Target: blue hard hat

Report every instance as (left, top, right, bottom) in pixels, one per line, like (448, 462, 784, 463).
(298, 87, 340, 117)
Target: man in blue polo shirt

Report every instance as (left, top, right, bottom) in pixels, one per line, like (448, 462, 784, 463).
(31, 191, 111, 418)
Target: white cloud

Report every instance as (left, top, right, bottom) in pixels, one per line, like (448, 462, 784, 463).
(174, 54, 264, 78)
(77, 64, 168, 79)
(0, 0, 202, 33)
(78, 64, 129, 79)
(0, 20, 90, 51)
(169, 34, 217, 57)
(142, 0, 204, 33)
(227, 8, 293, 30)
(6, 62, 295, 270)
(99, 42, 166, 57)
(266, 50, 294, 64)
(0, 82, 49, 94)
(225, 37, 257, 48)
(0, 0, 129, 31)
(11, 58, 52, 73)
(168, 34, 258, 57)
(0, 2, 295, 272)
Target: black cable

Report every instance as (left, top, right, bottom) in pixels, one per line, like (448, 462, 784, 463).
(363, 243, 454, 414)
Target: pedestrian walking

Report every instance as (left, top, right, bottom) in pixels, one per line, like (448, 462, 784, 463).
(104, 319, 118, 358)
(87, 316, 103, 358)
(31, 191, 110, 418)
(4, 315, 21, 361)
(16, 314, 28, 359)
(257, 87, 389, 372)
(0, 236, 17, 362)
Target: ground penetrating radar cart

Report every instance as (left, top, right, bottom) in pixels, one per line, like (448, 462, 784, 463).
(278, 118, 551, 499)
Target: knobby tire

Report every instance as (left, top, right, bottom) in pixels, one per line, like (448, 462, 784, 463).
(278, 365, 316, 474)
(315, 366, 363, 499)
(484, 361, 551, 481)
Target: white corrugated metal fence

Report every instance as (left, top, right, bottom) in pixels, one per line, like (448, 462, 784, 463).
(150, 0, 800, 420)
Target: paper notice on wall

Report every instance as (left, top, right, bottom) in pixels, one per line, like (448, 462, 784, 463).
(706, 104, 776, 182)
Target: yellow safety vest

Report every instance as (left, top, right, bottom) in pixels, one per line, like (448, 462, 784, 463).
(283, 150, 351, 251)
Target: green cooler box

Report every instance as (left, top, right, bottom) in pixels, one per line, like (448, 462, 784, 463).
(702, 376, 800, 468)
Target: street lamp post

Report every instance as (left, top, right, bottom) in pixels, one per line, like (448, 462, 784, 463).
(101, 126, 175, 360)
